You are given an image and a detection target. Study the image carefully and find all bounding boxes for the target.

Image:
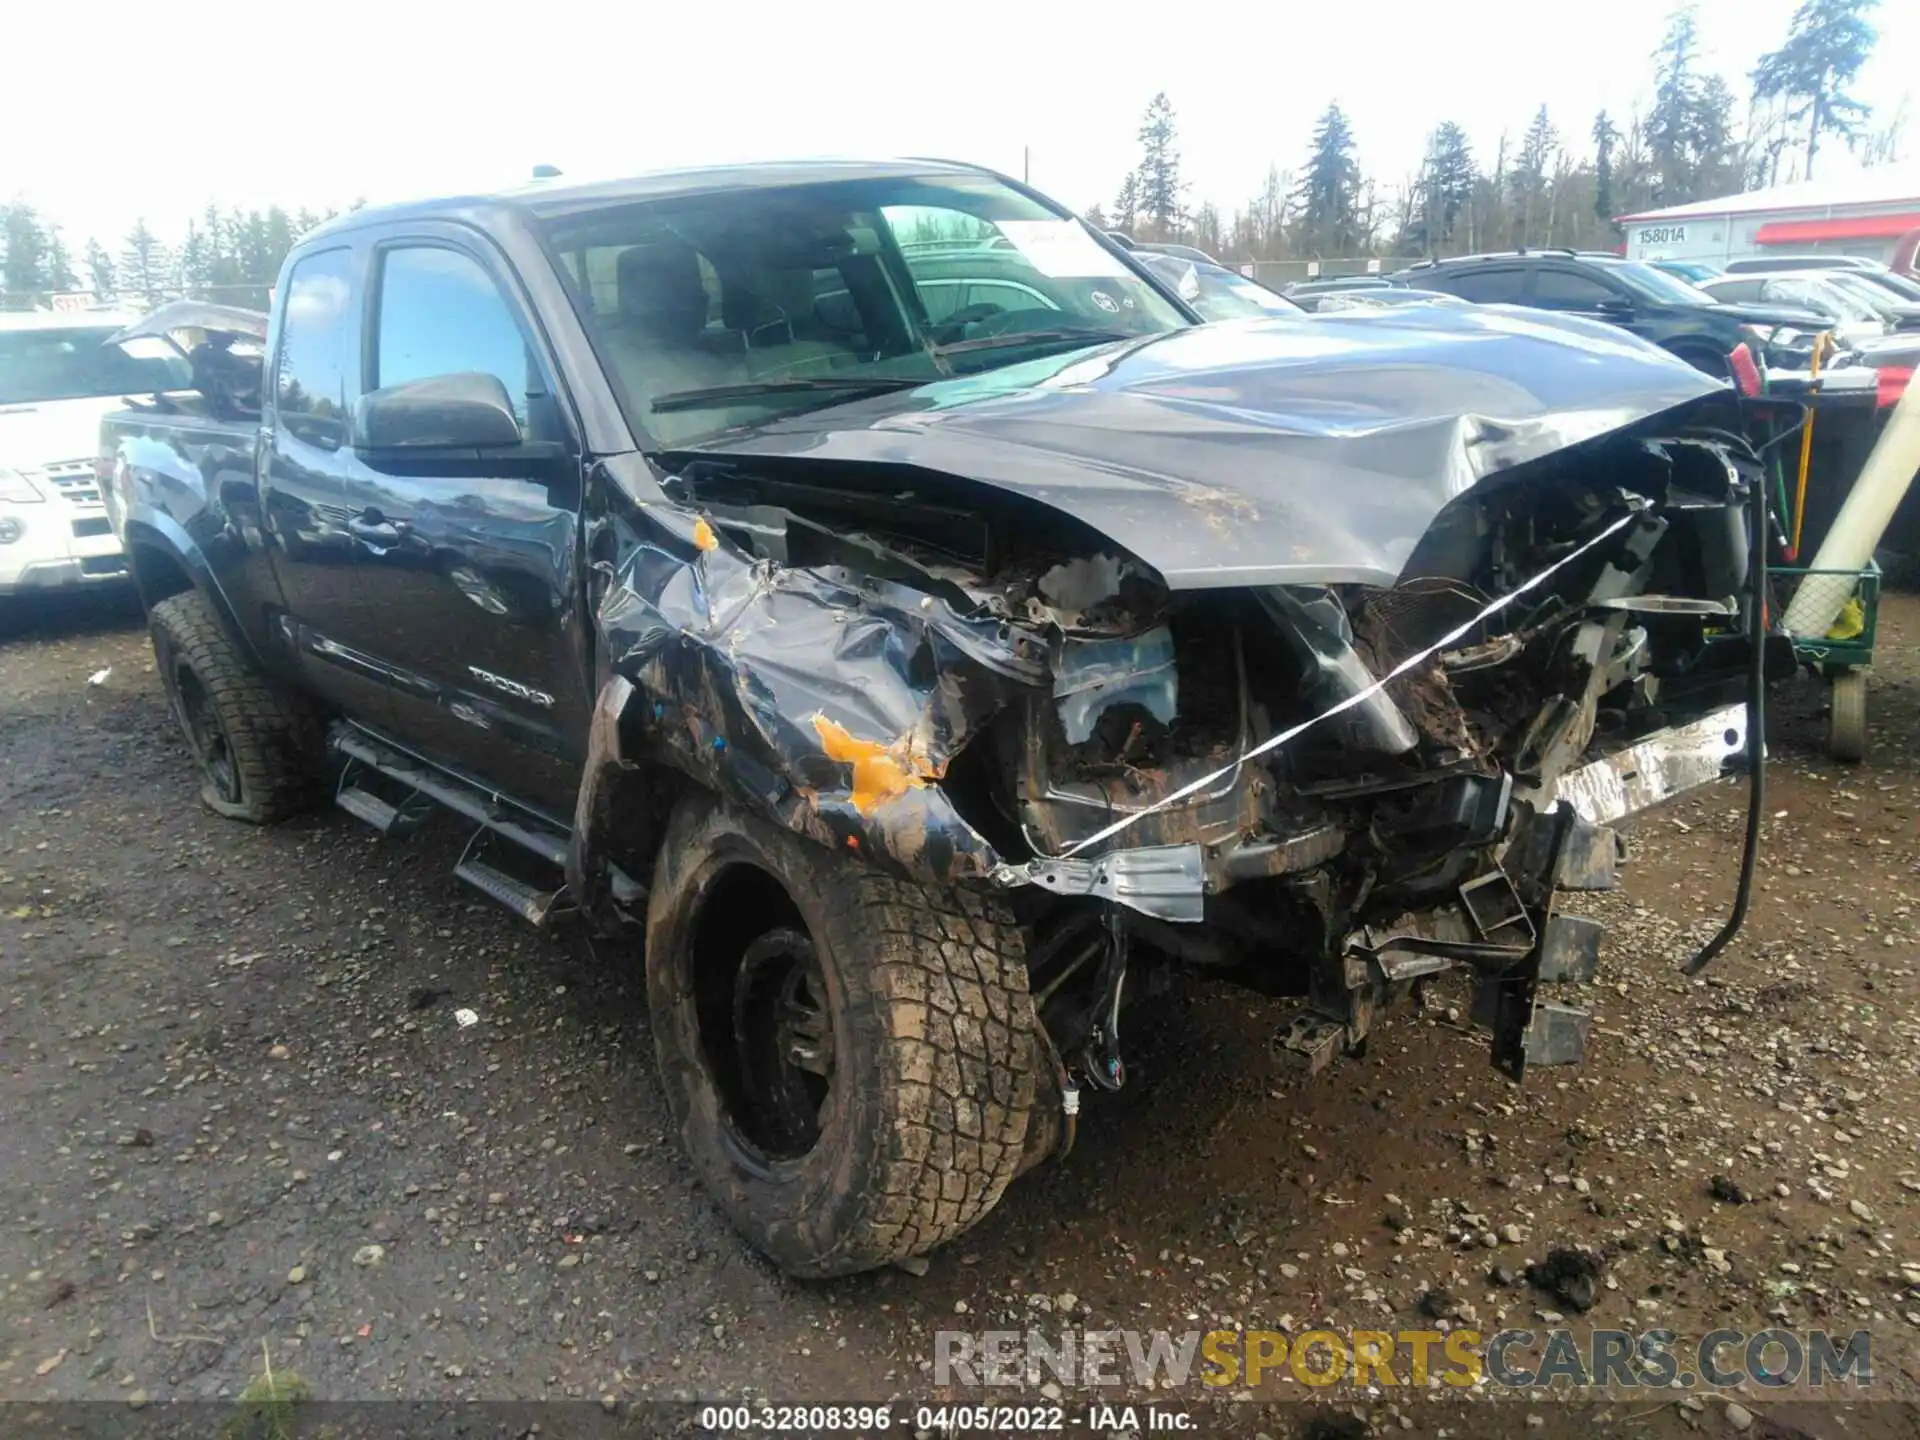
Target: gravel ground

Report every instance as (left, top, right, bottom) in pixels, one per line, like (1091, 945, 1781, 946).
(2, 586, 1917, 1439)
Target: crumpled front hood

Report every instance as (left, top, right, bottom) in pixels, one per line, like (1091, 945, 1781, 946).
(672, 306, 1726, 589)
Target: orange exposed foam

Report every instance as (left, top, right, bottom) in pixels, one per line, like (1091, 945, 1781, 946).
(692, 517, 719, 551)
(811, 715, 937, 814)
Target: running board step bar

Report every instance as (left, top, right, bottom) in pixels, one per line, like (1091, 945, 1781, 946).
(328, 724, 569, 865)
(454, 850, 566, 927)
(335, 781, 434, 836)
(327, 723, 572, 925)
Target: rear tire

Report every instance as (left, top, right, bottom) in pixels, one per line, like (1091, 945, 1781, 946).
(645, 793, 1036, 1277)
(149, 591, 324, 823)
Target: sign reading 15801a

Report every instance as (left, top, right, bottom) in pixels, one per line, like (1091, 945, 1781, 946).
(1637, 225, 1687, 245)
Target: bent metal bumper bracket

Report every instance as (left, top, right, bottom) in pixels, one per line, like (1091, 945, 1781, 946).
(993, 844, 1206, 924)
(1553, 703, 1749, 826)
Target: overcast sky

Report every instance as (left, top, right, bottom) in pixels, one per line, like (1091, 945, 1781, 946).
(9, 0, 1917, 249)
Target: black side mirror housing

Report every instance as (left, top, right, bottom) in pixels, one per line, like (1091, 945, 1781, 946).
(354, 372, 522, 452)
(1596, 295, 1636, 317)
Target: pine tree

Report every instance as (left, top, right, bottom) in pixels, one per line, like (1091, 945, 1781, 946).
(1295, 102, 1362, 256)
(1691, 76, 1739, 196)
(1513, 107, 1559, 246)
(1647, 5, 1703, 203)
(84, 239, 116, 298)
(2, 203, 53, 308)
(1592, 111, 1620, 229)
(45, 230, 77, 292)
(1112, 171, 1140, 234)
(1752, 0, 1880, 178)
(1134, 92, 1184, 238)
(119, 221, 173, 305)
(1407, 123, 1476, 255)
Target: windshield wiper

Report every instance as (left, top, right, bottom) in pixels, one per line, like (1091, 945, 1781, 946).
(650, 377, 925, 414)
(927, 327, 1138, 358)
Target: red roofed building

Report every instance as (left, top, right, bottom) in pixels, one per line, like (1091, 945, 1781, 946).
(1619, 164, 1920, 274)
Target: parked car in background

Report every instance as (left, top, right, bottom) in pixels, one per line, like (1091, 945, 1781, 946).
(1814, 270, 1920, 329)
(1723, 253, 1892, 276)
(1697, 273, 1904, 349)
(1134, 241, 1225, 266)
(1135, 252, 1302, 321)
(1300, 287, 1469, 313)
(1847, 268, 1920, 305)
(1649, 258, 1723, 284)
(1283, 275, 1395, 300)
(1390, 250, 1826, 374)
(0, 311, 172, 597)
(1702, 255, 1920, 307)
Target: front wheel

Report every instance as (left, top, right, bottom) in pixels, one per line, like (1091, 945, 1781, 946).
(644, 794, 1036, 1277)
(149, 591, 324, 823)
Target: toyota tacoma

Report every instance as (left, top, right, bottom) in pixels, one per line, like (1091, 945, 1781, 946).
(102, 160, 1766, 1277)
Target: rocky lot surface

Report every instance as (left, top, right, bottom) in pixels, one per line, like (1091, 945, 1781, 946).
(1, 588, 1916, 1439)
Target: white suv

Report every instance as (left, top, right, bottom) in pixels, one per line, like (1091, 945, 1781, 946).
(0, 311, 185, 597)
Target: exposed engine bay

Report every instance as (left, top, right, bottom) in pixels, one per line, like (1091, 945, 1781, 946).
(573, 386, 1764, 1106)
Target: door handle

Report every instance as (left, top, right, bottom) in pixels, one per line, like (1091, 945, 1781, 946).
(347, 514, 409, 548)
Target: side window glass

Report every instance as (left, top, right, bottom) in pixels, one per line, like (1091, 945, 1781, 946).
(918, 280, 962, 323)
(376, 247, 534, 425)
(274, 248, 355, 450)
(1441, 269, 1527, 303)
(1531, 269, 1616, 306)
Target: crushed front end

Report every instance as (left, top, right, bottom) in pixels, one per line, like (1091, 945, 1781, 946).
(582, 379, 1765, 1095)
(982, 427, 1760, 1082)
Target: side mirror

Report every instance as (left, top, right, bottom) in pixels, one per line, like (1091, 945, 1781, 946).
(1596, 295, 1636, 317)
(353, 372, 521, 452)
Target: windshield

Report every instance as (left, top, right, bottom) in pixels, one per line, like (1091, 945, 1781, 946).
(1863, 269, 1920, 303)
(1137, 254, 1300, 322)
(1604, 260, 1716, 305)
(1821, 272, 1908, 316)
(1772, 277, 1881, 323)
(1196, 268, 1300, 320)
(0, 325, 191, 405)
(538, 173, 1188, 446)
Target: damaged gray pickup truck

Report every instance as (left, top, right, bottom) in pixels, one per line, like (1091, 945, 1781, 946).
(101, 160, 1765, 1277)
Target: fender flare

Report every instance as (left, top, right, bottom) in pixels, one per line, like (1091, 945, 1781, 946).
(120, 506, 262, 667)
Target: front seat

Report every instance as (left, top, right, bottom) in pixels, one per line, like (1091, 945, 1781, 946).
(600, 239, 749, 439)
(726, 265, 853, 378)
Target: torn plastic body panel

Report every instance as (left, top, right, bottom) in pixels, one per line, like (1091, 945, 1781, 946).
(576, 328, 1766, 1082)
(585, 473, 1043, 887)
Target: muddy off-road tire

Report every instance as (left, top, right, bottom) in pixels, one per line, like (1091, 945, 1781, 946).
(645, 794, 1036, 1278)
(149, 592, 324, 823)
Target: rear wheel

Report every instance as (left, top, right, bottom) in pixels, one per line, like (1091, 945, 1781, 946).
(149, 591, 324, 823)
(645, 794, 1036, 1277)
